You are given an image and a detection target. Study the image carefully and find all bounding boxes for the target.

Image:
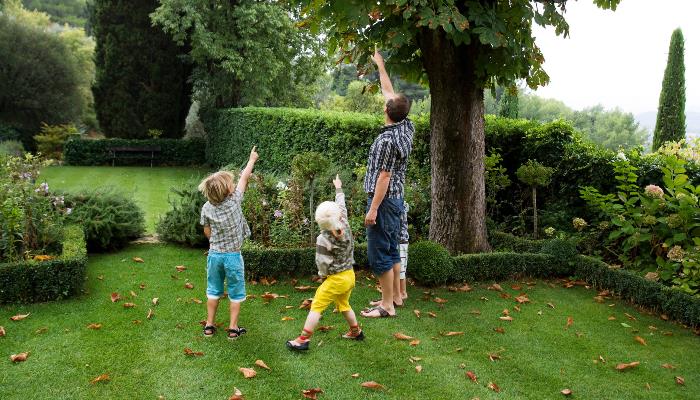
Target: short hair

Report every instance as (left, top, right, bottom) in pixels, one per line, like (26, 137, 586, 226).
(198, 171, 234, 205)
(386, 94, 411, 123)
(315, 201, 343, 231)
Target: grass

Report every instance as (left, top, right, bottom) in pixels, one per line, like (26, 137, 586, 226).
(1, 244, 698, 399)
(41, 166, 208, 233)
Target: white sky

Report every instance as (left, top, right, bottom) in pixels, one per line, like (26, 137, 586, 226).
(531, 0, 699, 114)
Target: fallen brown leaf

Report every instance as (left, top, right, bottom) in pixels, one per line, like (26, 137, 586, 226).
(409, 339, 420, 346)
(0, 326, 5, 337)
(466, 371, 478, 383)
(615, 361, 640, 371)
(561, 388, 573, 396)
(351, 373, 360, 378)
(255, 359, 270, 370)
(511, 284, 522, 291)
(488, 353, 501, 362)
(494, 327, 505, 334)
(515, 294, 530, 304)
(625, 312, 637, 321)
(10, 352, 29, 362)
(608, 316, 616, 320)
(487, 283, 503, 292)
(87, 323, 102, 330)
(123, 302, 135, 308)
(261, 292, 279, 301)
(547, 302, 556, 309)
(413, 309, 421, 318)
(146, 309, 154, 320)
(514, 305, 521, 312)
(469, 310, 481, 315)
(139, 283, 146, 290)
(599, 355, 606, 364)
(90, 374, 110, 384)
(152, 297, 159, 306)
(634, 336, 647, 346)
(361, 381, 385, 390)
(239, 367, 257, 378)
(415, 365, 422, 373)
(299, 298, 313, 309)
(228, 387, 244, 400)
(487, 382, 501, 392)
(10, 313, 30, 321)
(132, 257, 144, 263)
(443, 331, 464, 336)
(281, 316, 295, 321)
(184, 348, 204, 357)
(566, 316, 573, 330)
(129, 290, 138, 298)
(175, 265, 186, 272)
(499, 316, 513, 321)
(449, 283, 473, 292)
(301, 388, 323, 399)
(191, 298, 203, 304)
(184, 282, 194, 290)
(409, 356, 422, 362)
(675, 376, 685, 385)
(317, 325, 334, 332)
(394, 332, 413, 340)
(427, 311, 437, 318)
(132, 320, 142, 324)
(500, 292, 512, 299)
(110, 293, 121, 303)
(97, 275, 104, 281)
(433, 297, 448, 304)
(294, 285, 316, 291)
(661, 363, 676, 369)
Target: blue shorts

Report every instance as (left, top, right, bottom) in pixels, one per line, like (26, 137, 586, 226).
(206, 252, 246, 302)
(366, 197, 403, 276)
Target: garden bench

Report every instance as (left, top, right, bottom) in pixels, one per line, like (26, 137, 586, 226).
(107, 146, 161, 167)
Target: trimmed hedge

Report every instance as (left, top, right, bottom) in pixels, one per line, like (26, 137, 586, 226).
(489, 231, 545, 253)
(0, 225, 87, 303)
(242, 244, 368, 279)
(63, 138, 206, 166)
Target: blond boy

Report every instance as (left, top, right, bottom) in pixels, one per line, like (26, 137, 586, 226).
(286, 175, 364, 350)
(199, 146, 258, 339)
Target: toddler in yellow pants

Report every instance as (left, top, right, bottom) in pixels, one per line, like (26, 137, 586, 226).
(286, 175, 363, 351)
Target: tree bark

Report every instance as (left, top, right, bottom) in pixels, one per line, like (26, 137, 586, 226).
(419, 29, 490, 254)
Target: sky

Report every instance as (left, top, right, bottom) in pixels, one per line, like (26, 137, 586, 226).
(531, 0, 699, 115)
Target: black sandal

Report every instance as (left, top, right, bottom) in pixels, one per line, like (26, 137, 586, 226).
(203, 325, 216, 337)
(286, 339, 310, 351)
(227, 327, 247, 340)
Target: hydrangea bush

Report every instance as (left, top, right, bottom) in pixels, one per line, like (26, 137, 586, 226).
(580, 152, 700, 295)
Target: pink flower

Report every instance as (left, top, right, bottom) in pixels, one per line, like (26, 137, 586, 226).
(644, 184, 664, 199)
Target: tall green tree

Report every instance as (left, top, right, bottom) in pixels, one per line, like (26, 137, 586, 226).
(571, 105, 648, 150)
(296, 0, 621, 253)
(498, 89, 518, 119)
(653, 28, 686, 150)
(0, 14, 83, 148)
(151, 0, 326, 109)
(90, 0, 191, 138)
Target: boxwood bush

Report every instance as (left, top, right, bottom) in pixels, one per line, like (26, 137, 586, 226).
(65, 189, 146, 252)
(0, 225, 87, 303)
(63, 138, 206, 166)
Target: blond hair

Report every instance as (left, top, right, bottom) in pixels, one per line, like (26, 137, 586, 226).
(198, 171, 234, 205)
(315, 201, 343, 231)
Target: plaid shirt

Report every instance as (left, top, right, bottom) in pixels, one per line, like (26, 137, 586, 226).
(200, 190, 251, 253)
(315, 189, 354, 277)
(364, 118, 414, 199)
(399, 201, 409, 243)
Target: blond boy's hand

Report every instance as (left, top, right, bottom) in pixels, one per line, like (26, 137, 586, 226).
(249, 146, 259, 163)
(333, 174, 342, 189)
(370, 48, 384, 66)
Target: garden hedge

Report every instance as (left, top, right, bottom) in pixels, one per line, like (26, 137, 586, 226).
(63, 138, 206, 166)
(0, 225, 87, 303)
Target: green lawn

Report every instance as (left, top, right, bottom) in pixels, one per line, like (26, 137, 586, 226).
(1, 244, 698, 399)
(41, 166, 207, 233)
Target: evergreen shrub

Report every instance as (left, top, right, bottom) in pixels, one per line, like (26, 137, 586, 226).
(0, 225, 87, 303)
(157, 183, 207, 248)
(407, 241, 455, 286)
(65, 189, 145, 251)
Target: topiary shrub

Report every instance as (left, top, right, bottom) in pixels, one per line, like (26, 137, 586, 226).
(64, 189, 145, 252)
(540, 237, 579, 264)
(157, 183, 208, 248)
(408, 241, 455, 286)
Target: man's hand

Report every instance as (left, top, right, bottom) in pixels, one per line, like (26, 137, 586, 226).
(249, 146, 259, 163)
(333, 174, 342, 189)
(365, 208, 377, 226)
(371, 48, 384, 67)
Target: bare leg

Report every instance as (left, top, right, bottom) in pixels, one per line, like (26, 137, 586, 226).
(361, 269, 396, 317)
(206, 298, 219, 326)
(341, 309, 358, 327)
(392, 262, 402, 306)
(288, 311, 322, 346)
(400, 279, 408, 299)
(229, 300, 241, 329)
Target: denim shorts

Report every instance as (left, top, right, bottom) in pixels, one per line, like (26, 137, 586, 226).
(206, 251, 246, 302)
(366, 196, 403, 276)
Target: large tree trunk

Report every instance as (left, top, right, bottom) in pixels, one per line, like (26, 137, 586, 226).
(419, 29, 490, 254)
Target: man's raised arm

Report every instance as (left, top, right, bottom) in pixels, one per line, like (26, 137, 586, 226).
(371, 49, 395, 101)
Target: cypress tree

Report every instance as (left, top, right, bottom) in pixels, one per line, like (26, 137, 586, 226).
(90, 0, 191, 138)
(499, 89, 519, 119)
(653, 28, 686, 150)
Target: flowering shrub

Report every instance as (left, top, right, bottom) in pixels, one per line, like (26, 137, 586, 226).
(580, 153, 700, 295)
(0, 154, 68, 262)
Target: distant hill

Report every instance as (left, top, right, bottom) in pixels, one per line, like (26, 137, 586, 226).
(636, 110, 700, 140)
